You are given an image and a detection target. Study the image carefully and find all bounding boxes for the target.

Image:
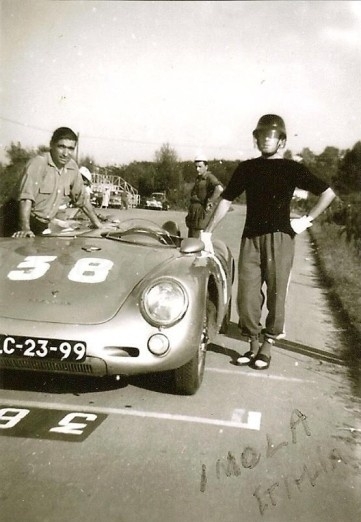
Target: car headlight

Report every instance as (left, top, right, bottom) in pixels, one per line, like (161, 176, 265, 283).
(141, 279, 188, 327)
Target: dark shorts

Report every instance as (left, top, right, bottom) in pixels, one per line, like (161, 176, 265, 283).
(30, 215, 50, 235)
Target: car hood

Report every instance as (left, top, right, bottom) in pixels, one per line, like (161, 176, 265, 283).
(0, 236, 178, 325)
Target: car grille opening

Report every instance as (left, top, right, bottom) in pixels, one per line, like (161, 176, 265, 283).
(103, 347, 140, 357)
(0, 358, 101, 375)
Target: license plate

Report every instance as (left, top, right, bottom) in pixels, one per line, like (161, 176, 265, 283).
(0, 335, 86, 362)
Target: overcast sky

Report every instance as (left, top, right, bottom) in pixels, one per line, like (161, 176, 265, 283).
(1, 0, 361, 166)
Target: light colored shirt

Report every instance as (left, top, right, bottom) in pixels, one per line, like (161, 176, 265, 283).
(17, 153, 87, 221)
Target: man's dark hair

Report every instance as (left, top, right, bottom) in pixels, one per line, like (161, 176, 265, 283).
(50, 127, 78, 145)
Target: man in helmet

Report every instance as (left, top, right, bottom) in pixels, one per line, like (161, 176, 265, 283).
(12, 127, 103, 237)
(202, 114, 335, 370)
(185, 153, 223, 238)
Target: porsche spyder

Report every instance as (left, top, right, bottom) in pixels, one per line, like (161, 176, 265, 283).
(0, 216, 234, 395)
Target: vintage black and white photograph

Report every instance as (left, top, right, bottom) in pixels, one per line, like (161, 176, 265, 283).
(0, 1, 361, 521)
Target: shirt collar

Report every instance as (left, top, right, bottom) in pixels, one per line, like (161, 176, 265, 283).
(46, 152, 77, 170)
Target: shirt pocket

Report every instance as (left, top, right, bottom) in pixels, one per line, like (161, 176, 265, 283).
(39, 181, 70, 196)
(39, 179, 55, 194)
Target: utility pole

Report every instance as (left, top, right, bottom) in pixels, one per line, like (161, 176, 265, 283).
(76, 132, 80, 163)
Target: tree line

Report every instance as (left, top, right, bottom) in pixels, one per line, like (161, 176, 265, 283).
(1, 140, 360, 244)
(293, 144, 361, 250)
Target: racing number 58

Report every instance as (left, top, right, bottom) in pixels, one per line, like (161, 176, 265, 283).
(7, 256, 113, 283)
(0, 408, 98, 436)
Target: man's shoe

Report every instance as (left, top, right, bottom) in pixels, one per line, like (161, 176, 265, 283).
(236, 351, 257, 366)
(252, 353, 271, 370)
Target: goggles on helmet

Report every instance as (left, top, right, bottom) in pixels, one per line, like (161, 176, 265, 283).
(255, 129, 283, 140)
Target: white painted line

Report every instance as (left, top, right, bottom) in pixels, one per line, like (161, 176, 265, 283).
(0, 398, 261, 431)
(206, 367, 315, 383)
(231, 409, 261, 430)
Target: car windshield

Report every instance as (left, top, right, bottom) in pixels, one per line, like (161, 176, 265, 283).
(106, 219, 180, 247)
(39, 211, 181, 247)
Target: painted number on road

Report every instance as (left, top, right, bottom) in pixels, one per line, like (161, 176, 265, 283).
(0, 407, 30, 429)
(0, 406, 107, 442)
(7, 256, 113, 283)
(49, 412, 98, 435)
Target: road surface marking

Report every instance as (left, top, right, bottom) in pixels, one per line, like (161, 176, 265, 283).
(0, 399, 261, 431)
(206, 367, 315, 383)
(231, 409, 261, 430)
(0, 405, 106, 441)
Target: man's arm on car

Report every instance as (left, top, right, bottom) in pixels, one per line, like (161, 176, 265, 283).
(12, 199, 35, 238)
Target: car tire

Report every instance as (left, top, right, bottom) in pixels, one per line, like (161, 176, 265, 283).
(174, 298, 215, 395)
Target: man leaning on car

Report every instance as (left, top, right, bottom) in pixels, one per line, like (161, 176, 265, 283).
(12, 127, 103, 238)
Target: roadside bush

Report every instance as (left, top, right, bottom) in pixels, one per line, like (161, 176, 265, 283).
(292, 188, 361, 339)
(323, 193, 361, 253)
(310, 221, 361, 337)
(293, 191, 361, 254)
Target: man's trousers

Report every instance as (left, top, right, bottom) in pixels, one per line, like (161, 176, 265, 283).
(237, 232, 295, 340)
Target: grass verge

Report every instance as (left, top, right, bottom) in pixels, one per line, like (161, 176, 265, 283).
(309, 222, 361, 341)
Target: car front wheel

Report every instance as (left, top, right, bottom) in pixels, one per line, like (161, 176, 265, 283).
(174, 298, 215, 395)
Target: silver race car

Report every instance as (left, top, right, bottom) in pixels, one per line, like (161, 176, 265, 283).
(0, 216, 234, 394)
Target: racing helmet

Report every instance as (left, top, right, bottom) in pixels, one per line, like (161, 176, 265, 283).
(253, 114, 287, 140)
(79, 166, 92, 183)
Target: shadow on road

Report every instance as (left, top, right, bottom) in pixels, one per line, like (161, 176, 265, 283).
(1, 319, 360, 398)
(224, 320, 361, 400)
(0, 368, 182, 397)
(0, 369, 128, 395)
(207, 342, 240, 366)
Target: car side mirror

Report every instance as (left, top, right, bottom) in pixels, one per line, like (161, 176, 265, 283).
(180, 238, 204, 254)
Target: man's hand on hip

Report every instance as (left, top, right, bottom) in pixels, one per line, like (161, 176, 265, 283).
(290, 215, 313, 234)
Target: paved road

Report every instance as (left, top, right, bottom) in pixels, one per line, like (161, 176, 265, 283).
(1, 206, 360, 522)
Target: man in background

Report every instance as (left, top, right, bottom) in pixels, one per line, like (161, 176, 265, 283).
(185, 154, 223, 238)
(79, 166, 93, 200)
